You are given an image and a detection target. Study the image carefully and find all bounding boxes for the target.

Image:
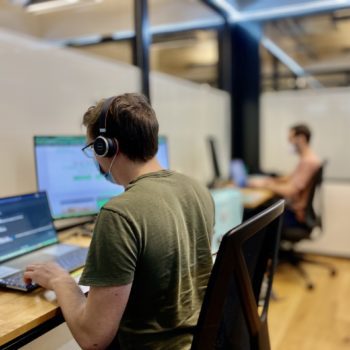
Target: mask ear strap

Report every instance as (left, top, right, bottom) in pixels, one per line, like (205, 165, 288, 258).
(112, 138, 119, 156)
(108, 150, 118, 173)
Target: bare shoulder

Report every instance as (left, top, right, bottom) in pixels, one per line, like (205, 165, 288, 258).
(302, 151, 322, 169)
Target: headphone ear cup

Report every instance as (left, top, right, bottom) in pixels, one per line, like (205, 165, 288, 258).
(107, 138, 118, 157)
(94, 136, 118, 157)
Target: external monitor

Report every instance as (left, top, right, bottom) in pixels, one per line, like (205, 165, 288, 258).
(34, 135, 169, 220)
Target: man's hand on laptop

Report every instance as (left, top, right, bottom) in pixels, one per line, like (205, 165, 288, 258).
(23, 262, 74, 290)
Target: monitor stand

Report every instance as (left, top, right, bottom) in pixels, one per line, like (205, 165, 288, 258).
(207, 177, 234, 189)
(54, 216, 96, 232)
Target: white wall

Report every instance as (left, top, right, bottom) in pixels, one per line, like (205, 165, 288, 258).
(261, 89, 350, 257)
(261, 88, 350, 179)
(152, 74, 230, 183)
(0, 28, 230, 198)
(0, 29, 140, 198)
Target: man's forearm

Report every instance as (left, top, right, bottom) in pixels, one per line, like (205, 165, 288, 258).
(52, 277, 96, 349)
(274, 175, 290, 183)
(52, 278, 123, 350)
(267, 180, 296, 198)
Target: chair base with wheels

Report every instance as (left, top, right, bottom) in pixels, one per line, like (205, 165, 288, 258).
(279, 246, 337, 290)
(279, 225, 337, 290)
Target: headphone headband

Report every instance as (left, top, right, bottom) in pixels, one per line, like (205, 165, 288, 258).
(98, 97, 116, 135)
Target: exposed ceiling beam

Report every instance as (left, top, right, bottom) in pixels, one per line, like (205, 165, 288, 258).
(54, 18, 223, 46)
(261, 36, 323, 88)
(213, 0, 350, 22)
(206, 0, 325, 88)
(273, 19, 318, 60)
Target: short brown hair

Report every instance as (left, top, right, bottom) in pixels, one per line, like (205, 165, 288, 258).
(290, 123, 311, 143)
(83, 93, 159, 161)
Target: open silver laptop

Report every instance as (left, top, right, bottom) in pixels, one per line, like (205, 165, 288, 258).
(0, 191, 88, 292)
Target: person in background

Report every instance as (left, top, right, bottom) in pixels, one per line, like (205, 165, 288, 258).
(24, 93, 215, 350)
(250, 123, 321, 227)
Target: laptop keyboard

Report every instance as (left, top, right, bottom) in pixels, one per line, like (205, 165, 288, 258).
(56, 247, 89, 271)
(0, 271, 37, 291)
(0, 247, 89, 292)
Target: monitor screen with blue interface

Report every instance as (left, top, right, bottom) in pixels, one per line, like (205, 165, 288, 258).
(0, 192, 57, 263)
(34, 135, 169, 219)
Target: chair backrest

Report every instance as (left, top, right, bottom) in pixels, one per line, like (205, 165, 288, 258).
(191, 199, 285, 350)
(304, 161, 326, 230)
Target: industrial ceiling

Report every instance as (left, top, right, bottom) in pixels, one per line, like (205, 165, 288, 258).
(1, 0, 350, 90)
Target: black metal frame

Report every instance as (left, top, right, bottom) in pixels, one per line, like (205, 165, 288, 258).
(1, 312, 65, 350)
(134, 0, 151, 101)
(201, 1, 231, 93)
(202, 1, 262, 171)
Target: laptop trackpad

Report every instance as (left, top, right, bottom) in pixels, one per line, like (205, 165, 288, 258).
(0, 266, 20, 278)
(3, 244, 78, 270)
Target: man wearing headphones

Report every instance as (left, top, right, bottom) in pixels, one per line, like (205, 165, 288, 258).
(24, 93, 215, 350)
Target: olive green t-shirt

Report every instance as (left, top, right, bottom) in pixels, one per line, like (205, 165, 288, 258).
(79, 170, 214, 350)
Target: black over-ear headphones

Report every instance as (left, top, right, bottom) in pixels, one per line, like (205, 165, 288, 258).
(93, 97, 119, 158)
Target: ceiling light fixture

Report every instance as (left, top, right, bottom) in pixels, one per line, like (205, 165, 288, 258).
(26, 0, 102, 14)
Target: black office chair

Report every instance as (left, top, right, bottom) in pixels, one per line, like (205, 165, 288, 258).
(191, 199, 285, 350)
(279, 162, 337, 290)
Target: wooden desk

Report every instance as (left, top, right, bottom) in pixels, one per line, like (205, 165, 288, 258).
(0, 233, 91, 349)
(209, 180, 275, 210)
(0, 191, 275, 348)
(239, 188, 275, 209)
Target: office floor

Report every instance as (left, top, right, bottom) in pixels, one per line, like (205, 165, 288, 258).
(269, 255, 350, 350)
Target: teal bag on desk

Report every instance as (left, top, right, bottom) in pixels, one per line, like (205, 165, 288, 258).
(210, 188, 243, 257)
